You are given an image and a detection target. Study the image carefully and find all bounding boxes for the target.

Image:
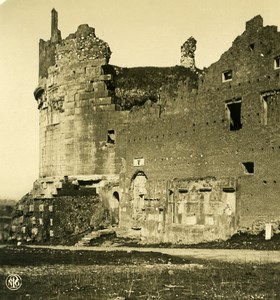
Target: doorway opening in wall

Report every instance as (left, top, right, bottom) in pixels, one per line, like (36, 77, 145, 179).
(111, 191, 120, 225)
(242, 162, 254, 174)
(225, 100, 242, 131)
(131, 171, 147, 215)
(222, 188, 236, 215)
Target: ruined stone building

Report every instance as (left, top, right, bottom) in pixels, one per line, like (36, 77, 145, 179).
(0, 200, 15, 242)
(11, 10, 280, 244)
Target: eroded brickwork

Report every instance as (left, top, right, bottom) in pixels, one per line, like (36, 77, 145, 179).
(118, 15, 280, 243)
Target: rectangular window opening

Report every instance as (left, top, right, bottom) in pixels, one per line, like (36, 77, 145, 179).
(242, 162, 254, 174)
(249, 43, 255, 51)
(225, 100, 242, 131)
(77, 180, 94, 186)
(274, 56, 280, 69)
(222, 187, 236, 193)
(199, 187, 212, 192)
(107, 130, 115, 144)
(178, 188, 189, 193)
(222, 70, 232, 82)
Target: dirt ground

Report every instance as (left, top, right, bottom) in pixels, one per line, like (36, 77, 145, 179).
(27, 244, 280, 264)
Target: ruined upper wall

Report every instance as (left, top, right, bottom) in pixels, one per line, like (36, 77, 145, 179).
(200, 15, 280, 91)
(180, 36, 197, 70)
(111, 36, 199, 111)
(38, 9, 111, 80)
(39, 9, 62, 78)
(113, 65, 199, 110)
(38, 9, 199, 114)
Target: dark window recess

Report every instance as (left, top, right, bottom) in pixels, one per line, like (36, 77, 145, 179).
(249, 43, 255, 51)
(113, 191, 120, 202)
(223, 187, 235, 193)
(274, 56, 280, 69)
(242, 162, 254, 174)
(107, 130, 115, 144)
(178, 188, 188, 193)
(222, 70, 233, 82)
(77, 180, 94, 186)
(199, 187, 212, 192)
(225, 101, 242, 131)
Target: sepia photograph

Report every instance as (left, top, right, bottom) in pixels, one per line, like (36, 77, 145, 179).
(0, 0, 280, 299)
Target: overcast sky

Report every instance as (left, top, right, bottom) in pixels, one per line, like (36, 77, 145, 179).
(0, 0, 280, 200)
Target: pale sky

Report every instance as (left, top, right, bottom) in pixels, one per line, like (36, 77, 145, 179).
(0, 0, 280, 200)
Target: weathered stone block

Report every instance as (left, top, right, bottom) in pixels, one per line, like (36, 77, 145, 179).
(95, 104, 116, 112)
(99, 74, 112, 81)
(79, 92, 95, 100)
(91, 97, 112, 106)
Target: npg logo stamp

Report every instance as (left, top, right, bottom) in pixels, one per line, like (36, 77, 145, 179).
(5, 274, 22, 291)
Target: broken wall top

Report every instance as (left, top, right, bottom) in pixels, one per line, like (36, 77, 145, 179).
(200, 15, 280, 89)
(113, 65, 200, 110)
(39, 13, 111, 79)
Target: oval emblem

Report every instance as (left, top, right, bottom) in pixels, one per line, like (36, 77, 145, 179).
(5, 274, 22, 291)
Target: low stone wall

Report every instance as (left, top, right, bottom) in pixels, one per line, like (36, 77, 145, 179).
(10, 194, 113, 244)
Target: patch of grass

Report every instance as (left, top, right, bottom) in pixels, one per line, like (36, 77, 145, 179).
(1, 263, 279, 299)
(0, 246, 189, 266)
(0, 247, 279, 299)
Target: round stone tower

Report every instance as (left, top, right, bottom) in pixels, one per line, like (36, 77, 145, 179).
(33, 9, 119, 197)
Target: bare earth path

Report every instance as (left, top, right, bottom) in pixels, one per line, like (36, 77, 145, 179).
(25, 245, 280, 264)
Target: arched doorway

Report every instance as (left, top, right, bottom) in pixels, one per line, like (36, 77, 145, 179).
(131, 171, 147, 215)
(113, 191, 120, 202)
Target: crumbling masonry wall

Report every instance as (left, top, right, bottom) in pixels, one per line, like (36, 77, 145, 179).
(10, 194, 109, 244)
(117, 15, 280, 242)
(37, 22, 124, 177)
(12, 13, 280, 245)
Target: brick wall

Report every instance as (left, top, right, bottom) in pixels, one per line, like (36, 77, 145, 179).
(117, 16, 280, 242)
